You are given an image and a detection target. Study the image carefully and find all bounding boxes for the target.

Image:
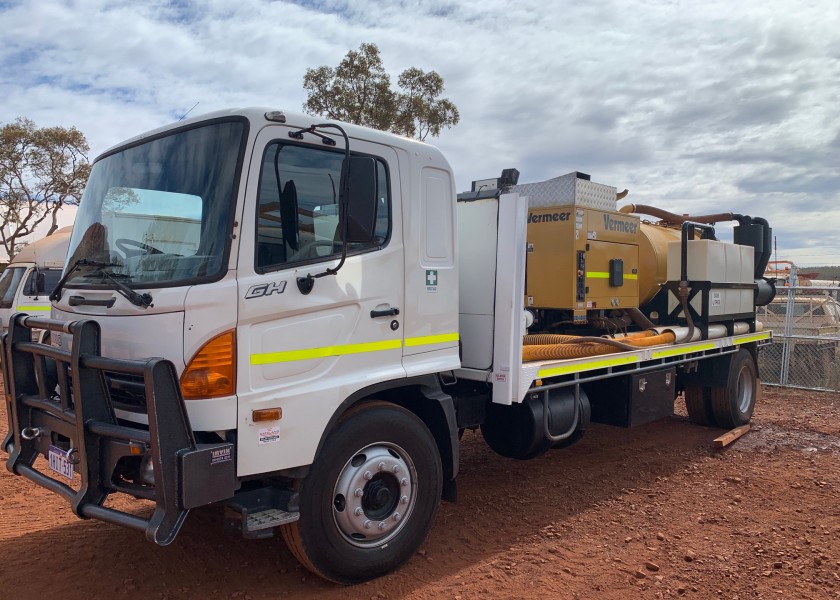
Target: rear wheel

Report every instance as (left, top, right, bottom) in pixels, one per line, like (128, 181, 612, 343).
(281, 402, 442, 584)
(684, 384, 716, 426)
(711, 349, 758, 428)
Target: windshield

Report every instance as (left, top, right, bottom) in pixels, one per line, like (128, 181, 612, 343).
(0, 267, 26, 308)
(64, 119, 246, 288)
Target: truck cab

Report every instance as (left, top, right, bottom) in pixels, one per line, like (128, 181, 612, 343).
(3, 109, 460, 582)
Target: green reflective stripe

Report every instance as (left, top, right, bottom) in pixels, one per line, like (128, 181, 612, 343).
(538, 354, 639, 378)
(586, 272, 638, 280)
(651, 342, 716, 359)
(405, 332, 459, 347)
(16, 305, 50, 312)
(734, 332, 771, 344)
(251, 339, 402, 365)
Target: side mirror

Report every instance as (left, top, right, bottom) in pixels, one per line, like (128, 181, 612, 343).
(280, 180, 300, 251)
(342, 156, 377, 245)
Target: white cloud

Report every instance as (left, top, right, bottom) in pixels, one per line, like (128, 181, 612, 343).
(1, 0, 838, 265)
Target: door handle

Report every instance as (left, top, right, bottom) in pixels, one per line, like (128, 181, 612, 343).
(370, 307, 400, 318)
(69, 295, 117, 308)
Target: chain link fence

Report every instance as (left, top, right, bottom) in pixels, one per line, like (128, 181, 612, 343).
(758, 282, 840, 391)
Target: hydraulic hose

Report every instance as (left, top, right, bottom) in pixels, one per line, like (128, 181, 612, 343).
(625, 307, 656, 330)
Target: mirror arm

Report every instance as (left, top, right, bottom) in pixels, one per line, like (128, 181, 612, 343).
(295, 123, 352, 294)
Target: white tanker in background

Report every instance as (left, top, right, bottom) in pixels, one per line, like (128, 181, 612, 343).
(0, 227, 72, 335)
(2, 108, 775, 584)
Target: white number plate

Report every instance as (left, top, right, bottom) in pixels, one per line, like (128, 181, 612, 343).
(48, 445, 74, 481)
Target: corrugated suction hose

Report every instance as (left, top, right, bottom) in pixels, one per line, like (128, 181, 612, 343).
(521, 331, 676, 362)
(523, 334, 580, 345)
(522, 342, 616, 361)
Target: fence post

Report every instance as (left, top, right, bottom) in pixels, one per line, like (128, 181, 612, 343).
(779, 265, 797, 386)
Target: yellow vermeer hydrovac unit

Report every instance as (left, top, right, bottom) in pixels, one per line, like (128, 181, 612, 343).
(510, 171, 776, 339)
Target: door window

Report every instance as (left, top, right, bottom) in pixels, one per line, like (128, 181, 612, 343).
(23, 268, 63, 296)
(255, 143, 390, 272)
(0, 267, 26, 308)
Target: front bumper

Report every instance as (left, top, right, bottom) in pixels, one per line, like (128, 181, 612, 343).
(1, 313, 236, 545)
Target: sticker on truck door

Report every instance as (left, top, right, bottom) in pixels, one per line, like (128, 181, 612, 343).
(425, 270, 438, 293)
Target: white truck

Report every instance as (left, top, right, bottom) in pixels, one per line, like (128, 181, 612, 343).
(0, 226, 72, 334)
(2, 108, 776, 584)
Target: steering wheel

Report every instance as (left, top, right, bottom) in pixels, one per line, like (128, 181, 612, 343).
(295, 240, 337, 260)
(115, 238, 164, 258)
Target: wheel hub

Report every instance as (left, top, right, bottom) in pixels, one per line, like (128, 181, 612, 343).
(362, 476, 400, 520)
(332, 443, 416, 548)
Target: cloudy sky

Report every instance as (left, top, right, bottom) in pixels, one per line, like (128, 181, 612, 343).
(2, 0, 838, 266)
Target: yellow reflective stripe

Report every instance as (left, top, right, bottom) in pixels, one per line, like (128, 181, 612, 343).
(734, 332, 771, 344)
(251, 332, 459, 365)
(16, 305, 50, 312)
(405, 332, 459, 347)
(586, 272, 638, 280)
(651, 342, 716, 359)
(538, 354, 639, 378)
(251, 339, 401, 365)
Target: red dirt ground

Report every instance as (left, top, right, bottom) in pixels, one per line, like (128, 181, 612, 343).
(2, 385, 839, 600)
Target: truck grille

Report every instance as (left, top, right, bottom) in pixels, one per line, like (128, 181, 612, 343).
(105, 372, 148, 412)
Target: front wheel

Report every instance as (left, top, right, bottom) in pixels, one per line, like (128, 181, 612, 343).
(281, 402, 442, 584)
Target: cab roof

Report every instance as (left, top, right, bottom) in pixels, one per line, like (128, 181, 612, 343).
(96, 107, 446, 165)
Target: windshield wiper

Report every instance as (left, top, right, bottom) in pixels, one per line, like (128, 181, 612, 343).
(94, 269, 153, 308)
(49, 258, 153, 309)
(49, 258, 118, 302)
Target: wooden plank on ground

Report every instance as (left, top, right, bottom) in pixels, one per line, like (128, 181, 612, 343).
(714, 424, 751, 448)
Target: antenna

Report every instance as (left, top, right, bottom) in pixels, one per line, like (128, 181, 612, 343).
(178, 102, 200, 121)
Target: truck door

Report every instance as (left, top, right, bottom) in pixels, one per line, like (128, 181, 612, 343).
(235, 126, 405, 476)
(0, 265, 28, 331)
(17, 268, 62, 314)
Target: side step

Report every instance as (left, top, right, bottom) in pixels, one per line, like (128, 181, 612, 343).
(224, 487, 300, 539)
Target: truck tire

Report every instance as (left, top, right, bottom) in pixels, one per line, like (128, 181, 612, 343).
(684, 385, 716, 426)
(280, 402, 442, 584)
(710, 349, 758, 428)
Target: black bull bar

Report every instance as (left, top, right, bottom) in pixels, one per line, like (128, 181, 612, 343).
(1, 314, 235, 545)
